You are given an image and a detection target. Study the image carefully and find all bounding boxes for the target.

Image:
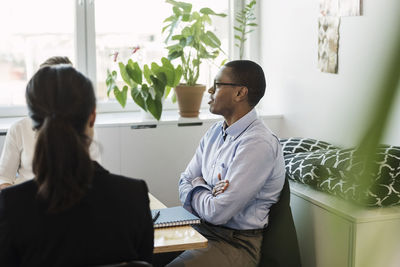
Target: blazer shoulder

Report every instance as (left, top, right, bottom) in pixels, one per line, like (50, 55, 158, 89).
(1, 180, 37, 200)
(95, 172, 149, 198)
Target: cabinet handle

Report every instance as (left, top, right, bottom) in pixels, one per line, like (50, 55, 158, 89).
(177, 122, 203, 127)
(131, 124, 157, 129)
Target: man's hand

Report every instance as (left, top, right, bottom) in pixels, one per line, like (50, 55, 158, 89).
(0, 183, 12, 190)
(191, 176, 207, 187)
(212, 173, 229, 196)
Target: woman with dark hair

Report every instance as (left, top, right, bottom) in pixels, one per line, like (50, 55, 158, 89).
(0, 56, 101, 189)
(0, 65, 154, 266)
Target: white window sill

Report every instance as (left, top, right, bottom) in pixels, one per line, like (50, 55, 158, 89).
(0, 109, 283, 132)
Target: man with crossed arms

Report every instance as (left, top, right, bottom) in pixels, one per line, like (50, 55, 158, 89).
(170, 60, 285, 267)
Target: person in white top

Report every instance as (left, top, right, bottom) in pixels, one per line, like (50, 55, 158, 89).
(0, 56, 101, 189)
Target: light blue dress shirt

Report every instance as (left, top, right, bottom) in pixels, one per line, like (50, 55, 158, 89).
(179, 109, 285, 230)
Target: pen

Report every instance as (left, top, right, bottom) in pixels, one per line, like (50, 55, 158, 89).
(152, 210, 160, 223)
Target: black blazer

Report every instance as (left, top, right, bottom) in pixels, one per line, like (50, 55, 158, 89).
(0, 162, 154, 267)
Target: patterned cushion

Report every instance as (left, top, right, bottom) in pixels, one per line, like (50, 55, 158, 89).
(279, 137, 339, 156)
(283, 144, 400, 207)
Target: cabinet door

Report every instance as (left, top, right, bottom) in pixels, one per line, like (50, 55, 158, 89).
(291, 193, 352, 267)
(120, 122, 212, 206)
(95, 126, 121, 174)
(354, 220, 400, 267)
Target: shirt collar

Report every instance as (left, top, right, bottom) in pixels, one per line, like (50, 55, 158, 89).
(221, 109, 258, 141)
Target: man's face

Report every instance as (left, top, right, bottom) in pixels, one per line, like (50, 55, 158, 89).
(208, 67, 238, 116)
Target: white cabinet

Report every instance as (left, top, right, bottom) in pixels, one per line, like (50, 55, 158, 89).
(119, 122, 212, 206)
(290, 181, 400, 267)
(95, 126, 121, 174)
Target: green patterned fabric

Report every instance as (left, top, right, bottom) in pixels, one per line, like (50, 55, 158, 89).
(280, 138, 400, 207)
(280, 137, 339, 156)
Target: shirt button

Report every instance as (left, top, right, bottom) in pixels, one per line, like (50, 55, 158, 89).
(212, 164, 215, 168)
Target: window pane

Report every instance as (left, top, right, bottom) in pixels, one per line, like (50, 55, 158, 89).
(95, 0, 229, 101)
(0, 0, 75, 106)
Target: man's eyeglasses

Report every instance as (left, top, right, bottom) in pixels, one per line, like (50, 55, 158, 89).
(213, 80, 245, 90)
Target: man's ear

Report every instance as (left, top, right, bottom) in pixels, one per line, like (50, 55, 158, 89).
(235, 86, 248, 102)
(89, 109, 96, 128)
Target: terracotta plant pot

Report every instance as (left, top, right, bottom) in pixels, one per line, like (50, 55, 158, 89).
(174, 84, 206, 117)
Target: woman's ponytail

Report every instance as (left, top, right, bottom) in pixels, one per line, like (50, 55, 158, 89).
(26, 66, 96, 213)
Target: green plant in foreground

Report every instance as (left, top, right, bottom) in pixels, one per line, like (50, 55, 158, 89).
(163, 0, 227, 86)
(106, 57, 182, 120)
(234, 0, 257, 60)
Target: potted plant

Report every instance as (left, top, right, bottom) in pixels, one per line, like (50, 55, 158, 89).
(163, 0, 227, 117)
(106, 57, 182, 120)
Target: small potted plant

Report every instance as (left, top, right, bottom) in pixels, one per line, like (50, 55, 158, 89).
(163, 0, 227, 117)
(106, 57, 182, 120)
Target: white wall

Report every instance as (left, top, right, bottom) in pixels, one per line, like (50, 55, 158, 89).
(259, 0, 400, 147)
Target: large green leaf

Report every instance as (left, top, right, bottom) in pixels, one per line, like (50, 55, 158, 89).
(171, 34, 183, 40)
(146, 96, 162, 121)
(114, 85, 128, 108)
(182, 14, 191, 22)
(168, 50, 183, 60)
(163, 12, 182, 43)
(163, 15, 175, 24)
(150, 74, 166, 97)
(118, 62, 134, 87)
(141, 84, 150, 99)
(201, 31, 221, 48)
(191, 11, 200, 20)
(166, 0, 192, 13)
(161, 57, 174, 70)
(106, 70, 118, 97)
(165, 86, 172, 99)
(150, 62, 161, 75)
(131, 87, 147, 111)
(203, 14, 212, 25)
(166, 44, 183, 52)
(126, 60, 142, 84)
(172, 6, 182, 16)
(174, 65, 183, 86)
(179, 37, 187, 47)
(200, 8, 226, 17)
(181, 26, 192, 37)
(143, 64, 152, 84)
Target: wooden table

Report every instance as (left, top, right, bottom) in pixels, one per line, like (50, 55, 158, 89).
(149, 194, 208, 254)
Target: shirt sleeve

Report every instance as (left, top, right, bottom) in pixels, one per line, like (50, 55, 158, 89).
(0, 125, 21, 185)
(178, 135, 206, 211)
(191, 138, 278, 225)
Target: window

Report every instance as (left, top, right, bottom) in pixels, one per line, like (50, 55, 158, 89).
(0, 0, 236, 116)
(0, 0, 74, 115)
(94, 0, 230, 110)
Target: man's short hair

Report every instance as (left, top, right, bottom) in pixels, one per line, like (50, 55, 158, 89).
(224, 60, 266, 107)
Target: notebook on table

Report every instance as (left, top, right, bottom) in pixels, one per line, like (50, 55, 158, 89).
(151, 206, 201, 228)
